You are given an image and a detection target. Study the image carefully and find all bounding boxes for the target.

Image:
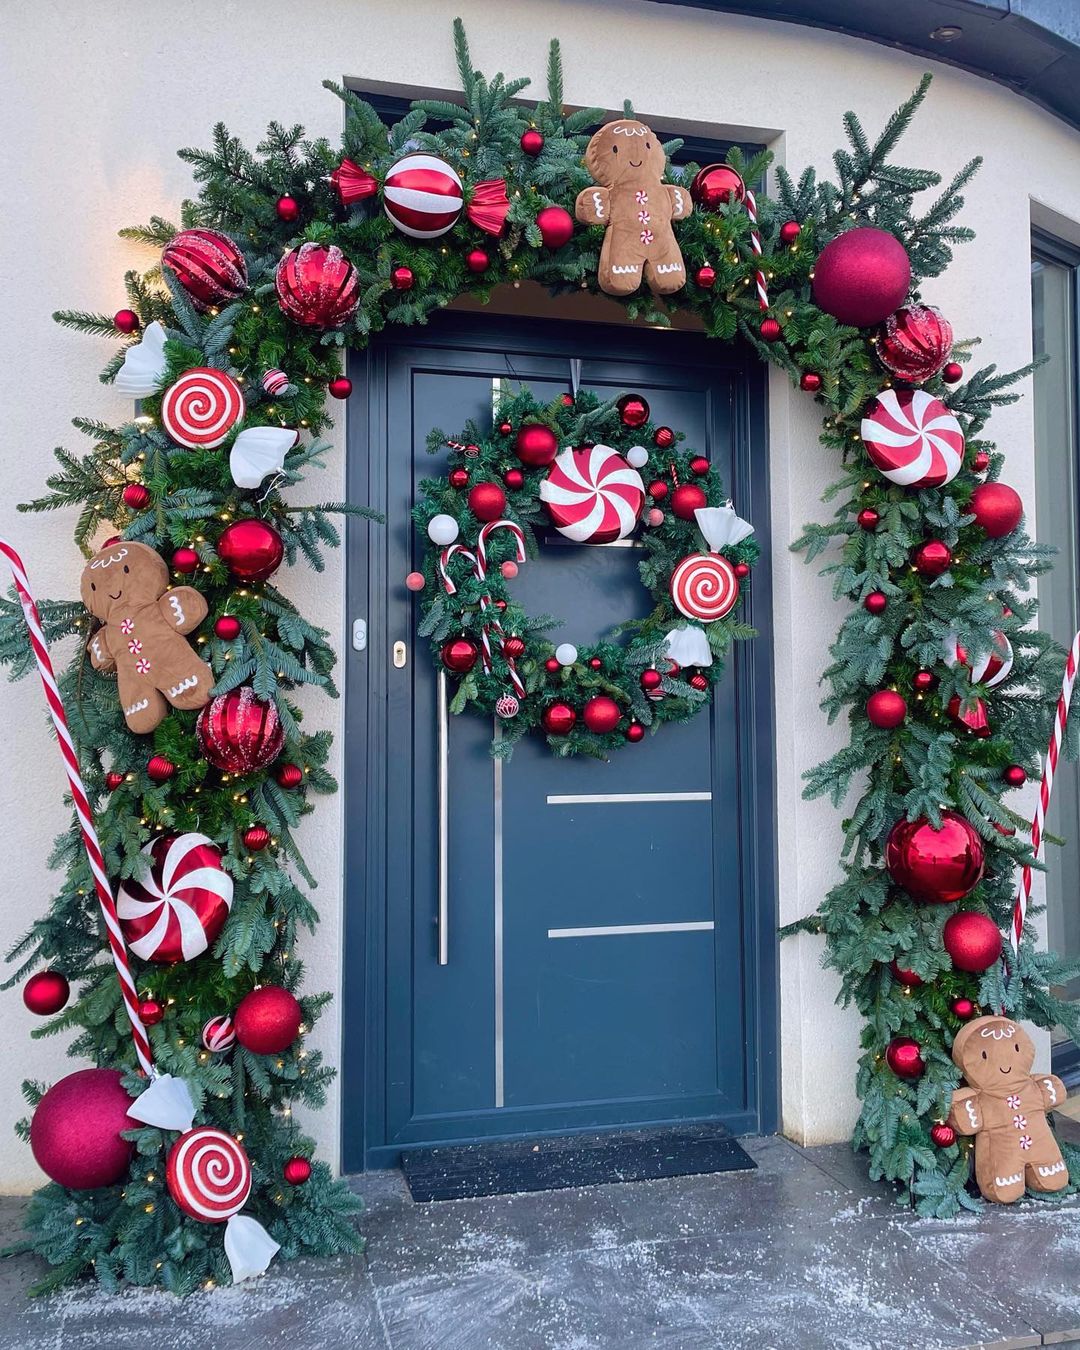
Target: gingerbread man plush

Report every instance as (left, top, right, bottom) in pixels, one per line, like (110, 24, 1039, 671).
(81, 540, 213, 734)
(948, 1014, 1069, 1203)
(574, 119, 692, 297)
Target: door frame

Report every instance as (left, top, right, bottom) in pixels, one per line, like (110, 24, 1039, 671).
(341, 310, 779, 1171)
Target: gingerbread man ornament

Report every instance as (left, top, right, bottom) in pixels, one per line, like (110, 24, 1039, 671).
(948, 1014, 1069, 1203)
(81, 540, 213, 734)
(575, 119, 692, 297)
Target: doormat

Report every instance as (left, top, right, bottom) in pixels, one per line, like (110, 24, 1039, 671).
(400, 1124, 757, 1202)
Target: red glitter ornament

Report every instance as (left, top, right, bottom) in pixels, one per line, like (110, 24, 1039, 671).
(866, 690, 907, 728)
(857, 508, 880, 530)
(942, 361, 963, 384)
(138, 997, 165, 1026)
(695, 264, 717, 289)
(520, 128, 544, 156)
(275, 242, 360, 329)
(653, 427, 675, 449)
(625, 722, 645, 743)
(214, 615, 241, 641)
(234, 985, 303, 1055)
(162, 229, 248, 311)
(504, 468, 524, 490)
(442, 637, 479, 674)
(122, 483, 150, 510)
(22, 970, 70, 1016)
(105, 771, 125, 792)
(951, 996, 976, 1020)
(466, 248, 490, 274)
(243, 824, 271, 851)
(147, 754, 176, 783)
(390, 266, 414, 291)
(114, 309, 141, 334)
(276, 195, 300, 223)
(468, 482, 507, 522)
(217, 518, 284, 582)
(864, 591, 887, 615)
(876, 305, 954, 384)
(514, 424, 558, 467)
(943, 911, 1002, 973)
(284, 1156, 312, 1186)
(1003, 765, 1027, 787)
(405, 572, 426, 592)
(812, 228, 911, 328)
(30, 1068, 135, 1189)
(690, 164, 745, 210)
(617, 394, 650, 429)
(542, 702, 576, 735)
(536, 206, 574, 249)
(197, 687, 284, 774)
(800, 372, 822, 393)
(759, 318, 782, 342)
(930, 1122, 956, 1148)
(172, 547, 200, 575)
(886, 1037, 925, 1080)
(779, 221, 801, 245)
(889, 958, 923, 988)
(912, 539, 952, 577)
(885, 810, 985, 903)
(582, 695, 621, 734)
(970, 482, 1023, 538)
(275, 763, 304, 789)
(328, 376, 352, 399)
(671, 484, 707, 521)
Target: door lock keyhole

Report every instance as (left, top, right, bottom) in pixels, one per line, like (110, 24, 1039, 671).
(392, 641, 408, 668)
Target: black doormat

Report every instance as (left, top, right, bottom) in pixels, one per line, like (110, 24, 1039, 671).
(400, 1123, 757, 1202)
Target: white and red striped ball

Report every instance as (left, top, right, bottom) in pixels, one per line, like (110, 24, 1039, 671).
(166, 1127, 251, 1223)
(944, 630, 1013, 689)
(495, 694, 520, 719)
(261, 369, 289, 396)
(860, 388, 964, 488)
(117, 832, 234, 964)
(201, 1015, 236, 1053)
(670, 553, 740, 622)
(539, 445, 645, 544)
(161, 368, 245, 449)
(383, 153, 463, 239)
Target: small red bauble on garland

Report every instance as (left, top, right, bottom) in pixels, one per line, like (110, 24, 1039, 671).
(122, 483, 150, 510)
(912, 539, 952, 577)
(653, 426, 675, 449)
(889, 958, 922, 988)
(885, 810, 985, 903)
(876, 305, 954, 384)
(198, 1015, 232, 1054)
(217, 518, 284, 582)
(114, 308, 141, 334)
(329, 158, 378, 207)
(943, 911, 1003, 973)
(544, 657, 560, 673)
(640, 669, 663, 692)
(800, 372, 823, 393)
(759, 318, 782, 342)
(626, 722, 645, 742)
(275, 762, 304, 789)
(930, 1122, 957, 1148)
(779, 221, 802, 245)
(214, 614, 241, 641)
(275, 242, 360, 329)
(1003, 765, 1027, 787)
(390, 266, 414, 291)
(284, 1156, 312, 1186)
(648, 481, 668, 500)
(866, 690, 907, 728)
(520, 128, 544, 156)
(695, 264, 717, 289)
(503, 636, 526, 659)
(442, 637, 479, 674)
(501, 561, 518, 580)
(970, 482, 1023, 538)
(688, 672, 709, 692)
(276, 195, 300, 222)
(942, 361, 963, 384)
(972, 450, 991, 473)
(105, 771, 126, 792)
(617, 393, 650, 429)
(589, 656, 603, 671)
(582, 695, 621, 734)
(147, 754, 175, 783)
(690, 457, 710, 475)
(812, 228, 911, 328)
(468, 482, 506, 522)
(162, 228, 248, 311)
(542, 702, 576, 735)
(243, 824, 271, 851)
(536, 206, 574, 249)
(912, 670, 936, 692)
(197, 687, 284, 774)
(734, 562, 751, 579)
(499, 420, 513, 435)
(328, 376, 352, 399)
(951, 996, 976, 1020)
(30, 1068, 135, 1189)
(503, 468, 524, 490)
(234, 985, 303, 1055)
(514, 423, 558, 467)
(857, 508, 880, 531)
(671, 484, 707, 521)
(864, 591, 887, 615)
(449, 468, 469, 489)
(22, 970, 70, 1016)
(885, 1037, 925, 1080)
(466, 248, 490, 274)
(690, 163, 745, 210)
(172, 546, 200, 574)
(138, 997, 165, 1026)
(262, 368, 289, 396)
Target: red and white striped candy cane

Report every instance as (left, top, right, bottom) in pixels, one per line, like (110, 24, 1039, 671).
(1011, 629, 1080, 950)
(0, 539, 155, 1077)
(437, 543, 478, 595)
(743, 190, 770, 314)
(477, 521, 528, 694)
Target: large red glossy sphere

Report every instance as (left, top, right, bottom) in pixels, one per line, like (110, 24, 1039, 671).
(514, 424, 558, 467)
(886, 1037, 925, 1080)
(536, 206, 574, 249)
(582, 696, 621, 734)
(542, 702, 576, 735)
(217, 519, 284, 582)
(885, 811, 985, 904)
(197, 687, 285, 773)
(943, 911, 1003, 973)
(912, 539, 952, 577)
(617, 394, 650, 429)
(441, 638, 479, 674)
(162, 229, 248, 312)
(812, 228, 911, 328)
(876, 305, 954, 384)
(23, 970, 70, 1016)
(275, 242, 360, 329)
(866, 690, 907, 729)
(970, 482, 1023, 538)
(31, 1068, 135, 1189)
(690, 164, 745, 210)
(670, 484, 708, 521)
(234, 985, 303, 1055)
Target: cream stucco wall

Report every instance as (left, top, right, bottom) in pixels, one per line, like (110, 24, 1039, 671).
(1, 0, 1077, 1192)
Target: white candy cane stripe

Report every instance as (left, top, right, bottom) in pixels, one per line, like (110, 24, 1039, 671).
(744, 191, 770, 313)
(1012, 630, 1080, 950)
(0, 539, 154, 1076)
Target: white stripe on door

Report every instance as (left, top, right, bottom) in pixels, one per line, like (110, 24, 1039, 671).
(548, 921, 715, 939)
(546, 791, 711, 805)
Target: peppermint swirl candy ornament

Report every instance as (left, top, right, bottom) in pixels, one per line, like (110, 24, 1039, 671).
(117, 832, 234, 964)
(383, 153, 464, 239)
(161, 368, 245, 449)
(202, 1014, 236, 1053)
(166, 1126, 252, 1222)
(670, 553, 740, 622)
(860, 388, 964, 488)
(539, 445, 645, 544)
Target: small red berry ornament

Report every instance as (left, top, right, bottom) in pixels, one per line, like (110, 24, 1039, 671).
(448, 467, 469, 489)
(889, 958, 922, 988)
(641, 669, 663, 692)
(503, 468, 524, 490)
(690, 457, 710, 475)
(589, 657, 602, 671)
(943, 911, 1003, 973)
(970, 482, 1023, 538)
(544, 657, 561, 673)
(866, 690, 907, 728)
(653, 426, 675, 449)
(759, 318, 782, 342)
(122, 482, 151, 510)
(690, 164, 745, 210)
(734, 562, 751, 580)
(391, 266, 414, 291)
(114, 309, 141, 334)
(466, 248, 490, 274)
(536, 206, 574, 249)
(1003, 765, 1027, 787)
(441, 637, 479, 674)
(405, 572, 426, 592)
(520, 128, 544, 156)
(779, 221, 802, 245)
(864, 591, 887, 615)
(243, 824, 271, 851)
(973, 450, 991, 473)
(22, 970, 70, 1016)
(912, 539, 952, 578)
(276, 195, 300, 222)
(951, 996, 976, 1020)
(616, 393, 650, 429)
(147, 755, 176, 783)
(942, 361, 963, 384)
(542, 703, 576, 736)
(514, 423, 558, 467)
(172, 547, 200, 574)
(328, 376, 352, 399)
(912, 670, 936, 692)
(234, 985, 303, 1055)
(695, 264, 717, 289)
(799, 372, 822, 393)
(857, 508, 880, 531)
(886, 1037, 925, 1079)
(582, 696, 621, 734)
(214, 614, 241, 640)
(468, 482, 507, 522)
(625, 722, 645, 743)
(138, 997, 165, 1026)
(284, 1156, 312, 1186)
(671, 484, 707, 521)
(499, 420, 512, 435)
(930, 1122, 957, 1148)
(648, 481, 669, 501)
(106, 771, 126, 792)
(275, 762, 304, 789)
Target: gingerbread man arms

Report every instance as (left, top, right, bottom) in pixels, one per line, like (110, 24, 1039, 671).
(948, 1087, 982, 1136)
(157, 587, 208, 636)
(575, 185, 611, 225)
(87, 627, 116, 673)
(1038, 1073, 1068, 1113)
(664, 183, 692, 221)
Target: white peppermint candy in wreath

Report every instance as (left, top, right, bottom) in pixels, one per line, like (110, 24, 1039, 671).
(539, 444, 645, 544)
(117, 831, 234, 964)
(860, 388, 964, 488)
(383, 153, 464, 239)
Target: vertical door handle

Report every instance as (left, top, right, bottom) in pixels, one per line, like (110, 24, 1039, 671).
(437, 669, 449, 965)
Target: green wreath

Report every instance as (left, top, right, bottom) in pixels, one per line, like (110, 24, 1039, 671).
(412, 384, 759, 756)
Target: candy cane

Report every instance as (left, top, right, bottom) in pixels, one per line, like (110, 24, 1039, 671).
(743, 190, 770, 314)
(1011, 630, 1080, 951)
(437, 544, 478, 595)
(0, 539, 154, 1077)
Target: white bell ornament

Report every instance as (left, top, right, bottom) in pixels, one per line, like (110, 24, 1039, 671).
(229, 426, 297, 489)
(114, 321, 169, 398)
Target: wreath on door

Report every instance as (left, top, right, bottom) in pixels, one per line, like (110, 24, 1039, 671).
(412, 384, 757, 756)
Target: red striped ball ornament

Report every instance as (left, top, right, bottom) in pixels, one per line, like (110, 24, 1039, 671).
(383, 153, 464, 239)
(275, 242, 360, 328)
(161, 229, 248, 311)
(201, 1014, 236, 1052)
(196, 687, 285, 773)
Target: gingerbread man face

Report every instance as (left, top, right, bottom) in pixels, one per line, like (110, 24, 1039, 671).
(584, 120, 667, 189)
(81, 541, 169, 623)
(952, 1015, 1035, 1094)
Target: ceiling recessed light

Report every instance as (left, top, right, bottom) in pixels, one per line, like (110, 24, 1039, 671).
(929, 25, 963, 42)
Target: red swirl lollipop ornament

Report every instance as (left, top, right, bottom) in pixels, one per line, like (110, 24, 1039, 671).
(161, 368, 246, 450)
(116, 832, 234, 964)
(669, 504, 754, 623)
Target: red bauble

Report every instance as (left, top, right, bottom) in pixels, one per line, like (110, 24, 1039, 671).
(468, 482, 507, 522)
(162, 229, 248, 311)
(234, 985, 303, 1055)
(147, 754, 176, 783)
(276, 195, 301, 223)
(640, 669, 663, 692)
(857, 508, 880, 531)
(23, 970, 70, 1016)
(759, 318, 782, 342)
(913, 670, 937, 692)
(520, 129, 544, 156)
(466, 248, 490, 274)
(328, 376, 353, 399)
(779, 221, 802, 245)
(889, 958, 923, 988)
(970, 482, 1023, 538)
(930, 1122, 957, 1148)
(582, 695, 621, 734)
(943, 911, 1003, 973)
(1003, 765, 1027, 787)
(812, 228, 911, 328)
(284, 1156, 312, 1186)
(172, 547, 200, 575)
(442, 637, 479, 674)
(800, 372, 823, 393)
(689, 672, 709, 692)
(217, 518, 284, 582)
(653, 427, 675, 449)
(951, 996, 976, 1020)
(589, 657, 603, 671)
(30, 1068, 135, 1189)
(536, 206, 574, 249)
(114, 309, 141, 334)
(390, 266, 414, 291)
(734, 562, 751, 579)
(973, 450, 991, 473)
(499, 420, 513, 435)
(671, 484, 707, 521)
(912, 539, 952, 577)
(885, 810, 985, 903)
(275, 762, 304, 789)
(503, 636, 526, 659)
(138, 997, 165, 1026)
(197, 687, 284, 773)
(275, 242, 360, 328)
(695, 264, 717, 289)
(542, 702, 576, 735)
(243, 824, 271, 851)
(617, 394, 650, 429)
(942, 361, 963, 384)
(866, 690, 907, 728)
(876, 305, 954, 384)
(886, 1037, 925, 1080)
(122, 483, 150, 510)
(514, 424, 558, 467)
(864, 591, 887, 615)
(626, 722, 645, 742)
(948, 694, 990, 738)
(690, 457, 710, 476)
(448, 468, 469, 490)
(503, 468, 524, 490)
(690, 164, 745, 210)
(647, 481, 668, 501)
(105, 771, 126, 792)
(214, 614, 241, 641)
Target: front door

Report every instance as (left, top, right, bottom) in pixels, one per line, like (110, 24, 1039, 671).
(344, 312, 776, 1169)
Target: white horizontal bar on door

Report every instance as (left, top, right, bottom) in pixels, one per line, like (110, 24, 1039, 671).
(548, 921, 715, 939)
(546, 791, 712, 805)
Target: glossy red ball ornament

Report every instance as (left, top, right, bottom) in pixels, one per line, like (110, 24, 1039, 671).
(671, 484, 707, 521)
(889, 958, 923, 988)
(759, 317, 782, 342)
(857, 508, 880, 531)
(1002, 765, 1027, 788)
(197, 687, 285, 774)
(122, 483, 150, 510)
(328, 376, 352, 399)
(867, 690, 907, 728)
(114, 309, 141, 334)
(970, 482, 1023, 538)
(468, 482, 507, 522)
(588, 657, 603, 671)
(690, 164, 745, 210)
(913, 670, 937, 692)
(215, 614, 242, 641)
(972, 450, 991, 473)
(800, 372, 823, 393)
(446, 468, 469, 492)
(162, 229, 248, 311)
(912, 539, 952, 577)
(276, 195, 300, 223)
(690, 457, 710, 476)
(520, 128, 544, 156)
(466, 248, 490, 274)
(942, 361, 963, 384)
(138, 997, 165, 1026)
(625, 722, 645, 743)
(689, 672, 709, 692)
(442, 637, 479, 674)
(536, 206, 574, 249)
(779, 221, 802, 246)
(653, 426, 675, 449)
(641, 669, 663, 692)
(864, 591, 887, 615)
(23, 970, 70, 1016)
(499, 637, 524, 661)
(147, 754, 175, 784)
(105, 771, 126, 792)
(617, 394, 650, 429)
(243, 824, 271, 852)
(886, 1037, 925, 1080)
(885, 810, 985, 903)
(217, 519, 284, 582)
(582, 695, 621, 734)
(876, 305, 954, 384)
(812, 228, 911, 328)
(930, 1122, 956, 1148)
(545, 657, 561, 673)
(391, 266, 414, 291)
(943, 911, 1003, 973)
(647, 481, 668, 501)
(503, 468, 524, 490)
(951, 996, 976, 1020)
(234, 985, 303, 1055)
(31, 1068, 135, 1189)
(172, 547, 200, 574)
(514, 424, 558, 467)
(734, 562, 751, 579)
(284, 1156, 312, 1186)
(275, 762, 304, 789)
(695, 264, 717, 289)
(275, 242, 360, 329)
(542, 702, 576, 735)
(499, 421, 513, 435)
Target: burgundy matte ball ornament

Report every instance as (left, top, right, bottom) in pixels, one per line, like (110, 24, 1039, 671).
(276, 195, 300, 223)
(812, 228, 911, 328)
(276, 242, 360, 328)
(690, 163, 745, 210)
(653, 427, 675, 449)
(30, 1068, 135, 1189)
(626, 721, 645, 742)
(943, 911, 1003, 973)
(886, 1037, 925, 1080)
(952, 996, 976, 1020)
(1003, 765, 1027, 787)
(889, 958, 923, 988)
(617, 394, 650, 429)
(466, 248, 490, 274)
(671, 484, 707, 521)
(391, 266, 414, 291)
(930, 1122, 957, 1148)
(467, 482, 506, 522)
(970, 482, 1023, 538)
(328, 376, 352, 399)
(695, 264, 717, 289)
(504, 468, 524, 490)
(867, 690, 907, 728)
(138, 997, 165, 1026)
(442, 637, 479, 674)
(234, 985, 303, 1055)
(514, 424, 558, 467)
(912, 539, 952, 577)
(542, 702, 576, 735)
(864, 591, 887, 615)
(857, 508, 880, 531)
(800, 372, 822, 393)
(405, 571, 426, 592)
(759, 318, 782, 342)
(536, 206, 574, 249)
(284, 1156, 312, 1186)
(582, 695, 621, 734)
(147, 754, 176, 783)
(779, 221, 802, 245)
(162, 228, 248, 311)
(114, 309, 141, 334)
(172, 547, 200, 575)
(942, 361, 963, 384)
(243, 824, 271, 851)
(520, 128, 544, 156)
(214, 615, 241, 641)
(275, 762, 304, 789)
(217, 519, 284, 582)
(885, 810, 985, 903)
(22, 970, 70, 1016)
(876, 305, 954, 384)
(197, 687, 285, 774)
(122, 483, 150, 510)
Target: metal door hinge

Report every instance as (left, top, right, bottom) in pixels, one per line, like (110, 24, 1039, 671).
(351, 618, 368, 652)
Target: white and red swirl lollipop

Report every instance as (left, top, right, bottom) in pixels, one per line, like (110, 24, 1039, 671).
(670, 553, 740, 622)
(860, 388, 964, 488)
(166, 1126, 252, 1222)
(539, 444, 645, 544)
(161, 368, 246, 449)
(117, 832, 234, 964)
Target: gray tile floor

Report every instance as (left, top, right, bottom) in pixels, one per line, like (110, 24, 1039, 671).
(2, 1135, 1080, 1349)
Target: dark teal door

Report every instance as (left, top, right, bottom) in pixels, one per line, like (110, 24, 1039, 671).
(344, 313, 776, 1169)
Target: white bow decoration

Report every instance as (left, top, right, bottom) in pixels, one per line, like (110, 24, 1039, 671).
(230, 426, 297, 489)
(224, 1214, 281, 1282)
(694, 504, 754, 552)
(127, 1073, 196, 1132)
(114, 321, 169, 398)
(664, 626, 713, 669)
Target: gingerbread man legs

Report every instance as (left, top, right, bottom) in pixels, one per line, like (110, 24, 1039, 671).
(118, 673, 168, 736)
(974, 1131, 1027, 1205)
(1025, 1118, 1069, 1193)
(643, 242, 686, 296)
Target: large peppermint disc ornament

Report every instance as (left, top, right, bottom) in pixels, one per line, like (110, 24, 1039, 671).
(860, 388, 964, 488)
(117, 832, 234, 964)
(383, 153, 463, 239)
(166, 1126, 251, 1222)
(161, 368, 245, 449)
(670, 553, 740, 621)
(539, 444, 645, 543)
